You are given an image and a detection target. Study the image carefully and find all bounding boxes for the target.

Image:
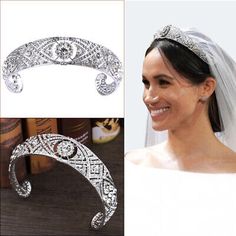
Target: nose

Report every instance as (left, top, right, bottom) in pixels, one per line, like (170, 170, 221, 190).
(143, 88, 159, 104)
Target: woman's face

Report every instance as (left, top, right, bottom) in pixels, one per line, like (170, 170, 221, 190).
(142, 48, 203, 131)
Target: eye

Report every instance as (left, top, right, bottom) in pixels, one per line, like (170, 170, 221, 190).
(142, 79, 150, 89)
(158, 79, 170, 86)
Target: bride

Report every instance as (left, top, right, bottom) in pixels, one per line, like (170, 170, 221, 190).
(125, 25, 236, 236)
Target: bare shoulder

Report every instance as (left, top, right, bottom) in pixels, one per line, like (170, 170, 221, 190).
(125, 142, 166, 166)
(125, 147, 150, 165)
(204, 146, 236, 173)
(220, 149, 236, 172)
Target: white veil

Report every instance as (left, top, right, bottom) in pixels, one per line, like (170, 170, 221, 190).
(145, 26, 236, 152)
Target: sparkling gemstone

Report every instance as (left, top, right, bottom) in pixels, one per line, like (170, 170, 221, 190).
(57, 141, 74, 157)
(92, 165, 99, 172)
(55, 42, 73, 60)
(31, 138, 38, 146)
(5, 74, 23, 93)
(160, 25, 171, 37)
(25, 50, 32, 57)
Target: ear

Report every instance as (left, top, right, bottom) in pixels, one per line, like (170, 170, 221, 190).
(198, 77, 216, 102)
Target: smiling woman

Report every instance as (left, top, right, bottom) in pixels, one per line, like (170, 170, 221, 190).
(144, 37, 220, 133)
(142, 47, 210, 133)
(125, 25, 236, 236)
(126, 25, 236, 173)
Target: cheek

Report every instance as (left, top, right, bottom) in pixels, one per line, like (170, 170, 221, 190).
(171, 88, 199, 113)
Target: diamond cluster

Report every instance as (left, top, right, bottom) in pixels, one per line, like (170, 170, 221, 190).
(154, 25, 208, 63)
(55, 42, 73, 60)
(56, 140, 75, 159)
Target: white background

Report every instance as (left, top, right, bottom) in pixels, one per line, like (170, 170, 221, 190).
(125, 1, 236, 152)
(1, 1, 124, 117)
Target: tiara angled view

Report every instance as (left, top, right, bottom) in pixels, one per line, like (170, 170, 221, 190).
(154, 25, 208, 63)
(2, 37, 122, 95)
(8, 133, 118, 230)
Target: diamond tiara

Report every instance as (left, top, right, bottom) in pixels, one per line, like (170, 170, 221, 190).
(2, 37, 122, 95)
(154, 25, 208, 63)
(9, 133, 117, 230)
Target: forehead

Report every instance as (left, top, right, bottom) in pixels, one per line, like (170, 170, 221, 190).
(142, 48, 173, 77)
(142, 48, 194, 87)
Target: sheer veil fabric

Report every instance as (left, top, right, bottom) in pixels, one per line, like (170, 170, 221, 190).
(145, 26, 236, 152)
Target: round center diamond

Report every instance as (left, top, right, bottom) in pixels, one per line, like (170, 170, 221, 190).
(57, 141, 74, 158)
(55, 42, 73, 60)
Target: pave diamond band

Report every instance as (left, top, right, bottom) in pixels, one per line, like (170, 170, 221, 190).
(154, 25, 208, 63)
(2, 37, 122, 95)
(8, 134, 117, 230)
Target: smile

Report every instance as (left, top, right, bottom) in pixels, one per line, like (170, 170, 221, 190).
(150, 107, 170, 116)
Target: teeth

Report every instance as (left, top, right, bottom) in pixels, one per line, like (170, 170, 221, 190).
(151, 107, 169, 116)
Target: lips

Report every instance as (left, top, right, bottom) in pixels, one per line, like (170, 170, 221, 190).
(150, 107, 170, 117)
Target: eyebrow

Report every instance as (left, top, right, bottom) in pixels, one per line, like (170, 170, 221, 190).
(142, 74, 174, 80)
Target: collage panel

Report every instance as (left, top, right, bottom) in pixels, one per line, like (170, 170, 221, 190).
(125, 1, 236, 236)
(125, 1, 236, 152)
(1, 118, 124, 235)
(1, 1, 124, 117)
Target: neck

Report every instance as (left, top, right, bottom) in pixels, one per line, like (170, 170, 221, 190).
(166, 112, 222, 171)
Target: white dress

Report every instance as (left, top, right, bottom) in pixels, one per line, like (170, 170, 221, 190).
(125, 159, 236, 236)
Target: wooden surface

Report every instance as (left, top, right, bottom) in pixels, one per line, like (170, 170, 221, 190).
(0, 129, 124, 236)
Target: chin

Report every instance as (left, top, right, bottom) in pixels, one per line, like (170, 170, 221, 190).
(151, 121, 169, 131)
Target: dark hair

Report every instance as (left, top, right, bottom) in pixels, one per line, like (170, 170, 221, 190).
(145, 39, 222, 132)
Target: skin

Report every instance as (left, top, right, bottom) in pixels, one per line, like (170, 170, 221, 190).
(126, 48, 236, 173)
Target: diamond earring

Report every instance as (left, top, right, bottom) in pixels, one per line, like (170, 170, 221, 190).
(200, 96, 208, 102)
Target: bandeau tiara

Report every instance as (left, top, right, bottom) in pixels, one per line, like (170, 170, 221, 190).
(2, 37, 122, 95)
(154, 25, 208, 63)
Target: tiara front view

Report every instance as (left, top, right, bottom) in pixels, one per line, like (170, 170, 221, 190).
(2, 37, 122, 95)
(8, 134, 117, 230)
(154, 25, 208, 63)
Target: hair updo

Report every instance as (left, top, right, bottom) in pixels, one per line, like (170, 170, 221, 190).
(145, 39, 222, 132)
